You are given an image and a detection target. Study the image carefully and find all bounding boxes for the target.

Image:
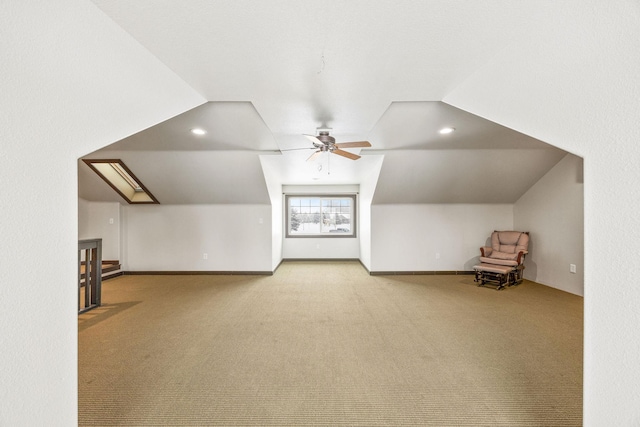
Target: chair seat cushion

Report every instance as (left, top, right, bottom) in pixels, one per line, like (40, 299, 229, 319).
(474, 263, 514, 274)
(479, 256, 519, 267)
(489, 250, 519, 260)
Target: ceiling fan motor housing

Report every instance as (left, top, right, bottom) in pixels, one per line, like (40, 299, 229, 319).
(301, 129, 370, 161)
(316, 131, 336, 146)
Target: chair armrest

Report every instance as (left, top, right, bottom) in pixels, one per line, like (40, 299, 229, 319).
(480, 246, 493, 257)
(517, 250, 528, 264)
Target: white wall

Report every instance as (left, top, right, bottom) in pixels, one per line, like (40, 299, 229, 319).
(358, 202, 372, 269)
(358, 157, 384, 271)
(78, 198, 91, 239)
(444, 1, 640, 423)
(514, 154, 584, 295)
(282, 185, 360, 259)
(270, 192, 283, 269)
(122, 204, 272, 272)
(78, 199, 121, 260)
(370, 204, 513, 272)
(283, 236, 360, 259)
(0, 2, 204, 424)
(260, 155, 284, 270)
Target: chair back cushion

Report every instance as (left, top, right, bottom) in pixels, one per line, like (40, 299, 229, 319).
(491, 231, 529, 254)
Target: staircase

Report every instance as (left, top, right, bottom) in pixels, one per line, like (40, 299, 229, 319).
(80, 260, 122, 283)
(100, 260, 122, 280)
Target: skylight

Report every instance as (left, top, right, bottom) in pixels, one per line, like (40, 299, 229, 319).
(82, 159, 159, 204)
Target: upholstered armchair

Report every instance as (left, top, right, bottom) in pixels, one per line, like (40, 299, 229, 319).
(474, 231, 530, 290)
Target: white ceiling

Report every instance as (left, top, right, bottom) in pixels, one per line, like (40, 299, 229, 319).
(80, 1, 567, 205)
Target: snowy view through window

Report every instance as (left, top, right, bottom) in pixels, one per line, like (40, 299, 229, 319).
(287, 196, 355, 237)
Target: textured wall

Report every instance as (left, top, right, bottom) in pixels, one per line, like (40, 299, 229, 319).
(514, 154, 584, 295)
(371, 204, 513, 272)
(444, 1, 640, 423)
(0, 1, 203, 424)
(78, 200, 122, 261)
(122, 204, 273, 272)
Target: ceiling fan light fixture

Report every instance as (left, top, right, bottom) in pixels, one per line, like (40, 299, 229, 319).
(439, 127, 455, 135)
(190, 128, 207, 136)
(291, 129, 371, 162)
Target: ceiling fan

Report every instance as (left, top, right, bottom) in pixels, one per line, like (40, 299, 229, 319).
(285, 129, 372, 161)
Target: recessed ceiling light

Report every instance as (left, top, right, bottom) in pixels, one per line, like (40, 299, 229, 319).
(190, 128, 207, 135)
(439, 127, 455, 135)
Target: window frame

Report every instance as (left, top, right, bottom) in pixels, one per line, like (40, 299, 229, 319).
(285, 194, 357, 238)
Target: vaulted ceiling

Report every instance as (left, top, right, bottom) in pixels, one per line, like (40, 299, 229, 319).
(79, 1, 567, 205)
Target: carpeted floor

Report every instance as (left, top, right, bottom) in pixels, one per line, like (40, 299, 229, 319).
(78, 261, 583, 426)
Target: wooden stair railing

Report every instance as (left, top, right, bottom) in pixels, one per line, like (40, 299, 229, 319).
(78, 238, 102, 314)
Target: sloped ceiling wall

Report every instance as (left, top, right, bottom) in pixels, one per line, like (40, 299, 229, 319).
(80, 102, 275, 204)
(79, 101, 565, 205)
(80, 151, 271, 204)
(371, 148, 565, 204)
(368, 102, 566, 204)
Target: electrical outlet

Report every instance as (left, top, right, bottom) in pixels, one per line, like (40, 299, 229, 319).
(316, 244, 320, 249)
(435, 253, 440, 259)
(203, 253, 208, 260)
(570, 264, 576, 273)
(258, 218, 263, 224)
(109, 218, 114, 224)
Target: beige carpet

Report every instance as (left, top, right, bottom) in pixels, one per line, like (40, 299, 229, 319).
(79, 261, 583, 426)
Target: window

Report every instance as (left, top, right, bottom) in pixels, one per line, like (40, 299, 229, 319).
(82, 159, 159, 204)
(286, 195, 356, 237)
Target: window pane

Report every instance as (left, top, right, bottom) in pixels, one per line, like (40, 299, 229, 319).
(289, 207, 300, 234)
(287, 195, 355, 237)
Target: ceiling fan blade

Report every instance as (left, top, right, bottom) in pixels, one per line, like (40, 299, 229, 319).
(304, 134, 323, 147)
(280, 147, 317, 151)
(307, 150, 322, 161)
(332, 149, 361, 160)
(335, 141, 371, 149)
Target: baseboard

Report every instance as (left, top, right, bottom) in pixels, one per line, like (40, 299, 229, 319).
(277, 259, 474, 276)
(103, 271, 124, 281)
(272, 259, 284, 273)
(116, 265, 474, 277)
(123, 271, 274, 276)
(369, 270, 475, 276)
(358, 259, 371, 274)
(282, 258, 361, 262)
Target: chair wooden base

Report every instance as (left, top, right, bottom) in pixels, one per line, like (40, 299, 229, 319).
(474, 264, 524, 290)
